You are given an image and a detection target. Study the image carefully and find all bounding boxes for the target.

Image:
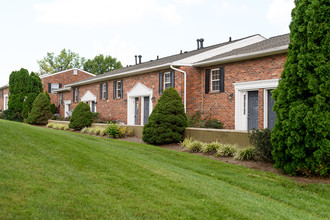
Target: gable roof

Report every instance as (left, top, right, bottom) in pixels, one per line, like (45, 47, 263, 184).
(39, 68, 95, 79)
(65, 34, 265, 87)
(194, 33, 290, 67)
(0, 84, 9, 90)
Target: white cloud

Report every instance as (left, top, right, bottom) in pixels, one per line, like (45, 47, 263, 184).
(91, 35, 139, 66)
(171, 0, 204, 4)
(215, 0, 247, 14)
(34, 0, 182, 26)
(267, 0, 294, 26)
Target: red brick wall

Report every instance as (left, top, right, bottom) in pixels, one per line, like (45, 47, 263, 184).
(58, 69, 185, 123)
(195, 53, 286, 129)
(57, 54, 286, 129)
(0, 87, 9, 111)
(41, 69, 94, 107)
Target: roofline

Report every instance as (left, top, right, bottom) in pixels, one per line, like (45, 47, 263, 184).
(193, 45, 288, 67)
(0, 84, 9, 90)
(39, 68, 95, 79)
(65, 63, 172, 87)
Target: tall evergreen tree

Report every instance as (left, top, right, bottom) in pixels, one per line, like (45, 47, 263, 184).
(8, 68, 29, 114)
(22, 72, 43, 118)
(271, 0, 329, 176)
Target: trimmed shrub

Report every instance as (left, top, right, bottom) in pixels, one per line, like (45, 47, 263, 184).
(202, 141, 222, 154)
(271, 0, 329, 176)
(234, 147, 258, 161)
(81, 127, 89, 133)
(249, 128, 273, 162)
(106, 123, 120, 138)
(186, 140, 204, 152)
(143, 87, 187, 145)
(46, 123, 55, 128)
(118, 126, 133, 138)
(27, 93, 52, 125)
(188, 111, 224, 129)
(1, 109, 23, 122)
(215, 144, 238, 157)
(68, 102, 94, 130)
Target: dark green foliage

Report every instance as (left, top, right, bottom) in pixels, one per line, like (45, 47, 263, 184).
(106, 123, 120, 138)
(69, 102, 94, 130)
(271, 0, 329, 176)
(249, 129, 273, 162)
(0, 109, 23, 122)
(8, 68, 29, 113)
(50, 104, 56, 114)
(27, 93, 52, 125)
(142, 87, 187, 145)
(83, 54, 123, 75)
(45, 91, 50, 100)
(22, 72, 43, 118)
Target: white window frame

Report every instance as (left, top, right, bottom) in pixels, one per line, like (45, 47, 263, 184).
(117, 81, 122, 98)
(60, 93, 63, 105)
(51, 83, 59, 93)
(3, 94, 8, 111)
(75, 88, 79, 102)
(164, 72, 171, 90)
(102, 83, 107, 99)
(211, 69, 220, 92)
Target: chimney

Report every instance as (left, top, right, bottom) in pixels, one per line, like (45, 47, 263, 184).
(180, 50, 182, 54)
(196, 39, 200, 50)
(229, 37, 232, 42)
(138, 55, 142, 64)
(200, 38, 204, 49)
(157, 55, 159, 60)
(135, 55, 137, 65)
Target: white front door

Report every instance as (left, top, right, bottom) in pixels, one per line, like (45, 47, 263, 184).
(64, 100, 71, 118)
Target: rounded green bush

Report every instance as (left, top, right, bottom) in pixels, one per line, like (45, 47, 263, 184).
(27, 92, 52, 125)
(142, 87, 187, 145)
(68, 102, 94, 130)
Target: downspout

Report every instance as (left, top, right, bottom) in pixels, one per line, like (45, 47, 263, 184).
(170, 64, 186, 113)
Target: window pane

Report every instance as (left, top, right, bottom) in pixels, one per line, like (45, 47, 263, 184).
(51, 83, 59, 92)
(212, 70, 219, 80)
(212, 81, 220, 91)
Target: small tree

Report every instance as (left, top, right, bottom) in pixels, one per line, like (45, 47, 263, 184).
(142, 87, 187, 145)
(22, 72, 43, 118)
(69, 102, 94, 130)
(27, 93, 52, 125)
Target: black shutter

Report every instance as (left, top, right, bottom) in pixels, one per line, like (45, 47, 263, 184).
(99, 84, 102, 100)
(159, 72, 163, 95)
(120, 80, 123, 98)
(170, 70, 175, 88)
(73, 88, 75, 102)
(48, 83, 51, 93)
(220, 66, 225, 93)
(105, 82, 108, 100)
(205, 69, 210, 94)
(113, 81, 116, 99)
(76, 88, 79, 102)
(59, 83, 62, 88)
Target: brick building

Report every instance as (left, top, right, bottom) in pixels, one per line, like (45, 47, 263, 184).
(54, 33, 289, 131)
(0, 84, 9, 111)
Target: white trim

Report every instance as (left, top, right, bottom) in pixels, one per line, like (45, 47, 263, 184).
(116, 81, 122, 98)
(39, 68, 95, 79)
(234, 79, 279, 130)
(102, 83, 107, 99)
(211, 69, 220, 92)
(164, 72, 171, 90)
(3, 94, 8, 110)
(194, 46, 288, 67)
(127, 83, 153, 125)
(0, 84, 9, 90)
(64, 100, 71, 118)
(81, 90, 97, 102)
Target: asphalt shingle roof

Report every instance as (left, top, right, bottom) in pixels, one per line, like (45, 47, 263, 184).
(197, 33, 290, 63)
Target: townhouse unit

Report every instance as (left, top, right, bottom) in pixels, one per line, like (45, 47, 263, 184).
(54, 33, 289, 131)
(0, 84, 9, 111)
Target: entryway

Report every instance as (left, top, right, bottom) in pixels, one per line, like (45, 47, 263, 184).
(248, 91, 258, 130)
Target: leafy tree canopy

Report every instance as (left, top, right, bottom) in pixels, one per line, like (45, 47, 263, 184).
(22, 72, 43, 118)
(83, 54, 123, 75)
(271, 0, 329, 177)
(37, 49, 85, 74)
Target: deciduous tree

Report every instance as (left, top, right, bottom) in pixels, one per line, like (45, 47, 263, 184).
(83, 54, 122, 75)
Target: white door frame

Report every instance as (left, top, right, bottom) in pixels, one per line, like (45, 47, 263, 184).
(64, 100, 71, 117)
(81, 90, 97, 112)
(234, 79, 279, 131)
(3, 94, 8, 110)
(127, 83, 153, 125)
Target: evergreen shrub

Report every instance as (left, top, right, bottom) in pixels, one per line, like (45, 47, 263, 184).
(249, 128, 273, 162)
(68, 102, 94, 130)
(142, 87, 187, 144)
(27, 93, 52, 125)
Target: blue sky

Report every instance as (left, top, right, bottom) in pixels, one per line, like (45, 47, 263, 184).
(0, 0, 294, 86)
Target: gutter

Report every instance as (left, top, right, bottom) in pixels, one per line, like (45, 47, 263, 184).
(66, 63, 172, 87)
(193, 46, 288, 67)
(170, 64, 186, 113)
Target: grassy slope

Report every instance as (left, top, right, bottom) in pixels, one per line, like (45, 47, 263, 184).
(0, 120, 329, 219)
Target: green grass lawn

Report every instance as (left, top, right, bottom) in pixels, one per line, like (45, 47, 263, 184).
(0, 120, 329, 219)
